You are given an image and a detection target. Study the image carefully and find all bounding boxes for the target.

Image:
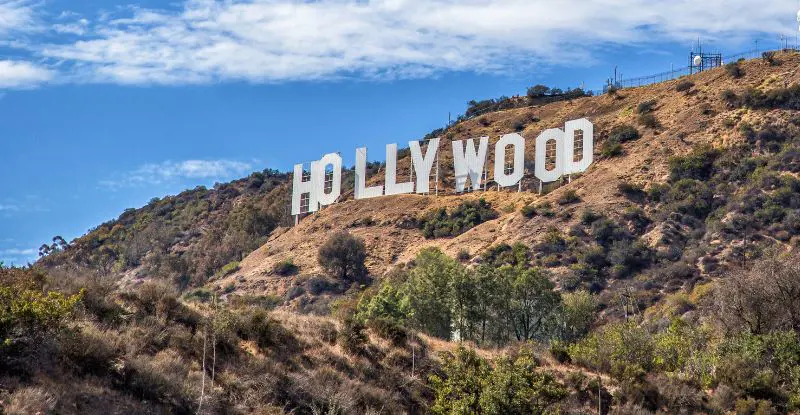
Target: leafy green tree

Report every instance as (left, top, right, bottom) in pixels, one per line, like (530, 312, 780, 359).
(430, 346, 490, 415)
(356, 280, 413, 324)
(505, 266, 560, 342)
(480, 346, 567, 414)
(451, 265, 479, 341)
(472, 265, 504, 345)
(406, 248, 460, 339)
(558, 290, 598, 342)
(0, 286, 83, 346)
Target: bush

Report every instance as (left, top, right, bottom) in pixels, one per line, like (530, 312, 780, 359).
(420, 199, 498, 239)
(429, 346, 567, 415)
(721, 89, 739, 106)
(520, 204, 537, 218)
(740, 85, 800, 110)
(675, 80, 695, 92)
(609, 125, 640, 143)
(762, 51, 778, 66)
(338, 316, 368, 355)
(236, 309, 296, 351)
(318, 231, 368, 282)
(668, 146, 719, 181)
(636, 100, 657, 114)
(569, 321, 654, 380)
(557, 189, 580, 205)
(601, 139, 624, 158)
(366, 318, 407, 347)
(638, 113, 658, 128)
(273, 259, 299, 276)
(725, 61, 744, 78)
(617, 182, 646, 202)
(0, 285, 83, 345)
(216, 261, 240, 278)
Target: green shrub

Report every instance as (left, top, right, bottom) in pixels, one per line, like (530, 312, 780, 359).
(668, 145, 719, 181)
(273, 259, 299, 276)
(0, 286, 83, 346)
(600, 139, 623, 158)
(569, 320, 654, 380)
(420, 199, 498, 239)
(609, 125, 640, 143)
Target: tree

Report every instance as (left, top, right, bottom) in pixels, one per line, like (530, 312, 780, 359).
(429, 346, 490, 415)
(317, 231, 368, 283)
(406, 248, 460, 339)
(715, 252, 800, 334)
(504, 266, 560, 341)
(480, 346, 567, 414)
(526, 85, 550, 99)
(558, 290, 598, 342)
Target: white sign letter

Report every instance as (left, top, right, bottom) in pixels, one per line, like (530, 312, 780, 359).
(292, 162, 319, 215)
(535, 129, 565, 183)
(385, 143, 415, 195)
(410, 138, 439, 194)
(355, 147, 384, 200)
(563, 118, 594, 175)
(494, 133, 525, 187)
(317, 153, 342, 207)
(452, 137, 489, 192)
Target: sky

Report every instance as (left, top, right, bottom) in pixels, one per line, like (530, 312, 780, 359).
(1, 0, 799, 265)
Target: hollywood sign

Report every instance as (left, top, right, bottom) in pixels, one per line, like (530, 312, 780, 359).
(291, 118, 594, 216)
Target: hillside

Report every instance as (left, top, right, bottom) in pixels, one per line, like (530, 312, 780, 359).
(222, 52, 800, 312)
(6, 50, 800, 414)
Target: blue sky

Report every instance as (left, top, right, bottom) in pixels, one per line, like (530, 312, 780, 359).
(1, 0, 799, 265)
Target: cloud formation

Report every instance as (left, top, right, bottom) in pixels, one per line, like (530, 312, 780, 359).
(0, 60, 53, 88)
(100, 159, 254, 189)
(3, 0, 800, 86)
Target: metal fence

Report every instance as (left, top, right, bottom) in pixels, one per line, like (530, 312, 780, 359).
(611, 47, 796, 90)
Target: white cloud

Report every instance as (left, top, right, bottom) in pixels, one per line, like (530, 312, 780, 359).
(0, 247, 37, 265)
(0, 204, 19, 211)
(0, 60, 53, 88)
(24, 0, 798, 85)
(0, 248, 36, 256)
(100, 159, 254, 189)
(0, 0, 36, 34)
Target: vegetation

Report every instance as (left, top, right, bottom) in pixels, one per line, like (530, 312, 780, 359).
(8, 52, 800, 414)
(675, 79, 694, 92)
(318, 231, 368, 282)
(419, 199, 498, 238)
(429, 346, 567, 415)
(726, 61, 744, 78)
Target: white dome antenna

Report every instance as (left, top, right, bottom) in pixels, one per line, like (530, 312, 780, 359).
(693, 55, 702, 66)
(796, 8, 800, 31)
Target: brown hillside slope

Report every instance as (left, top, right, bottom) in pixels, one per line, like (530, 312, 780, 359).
(221, 52, 800, 299)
